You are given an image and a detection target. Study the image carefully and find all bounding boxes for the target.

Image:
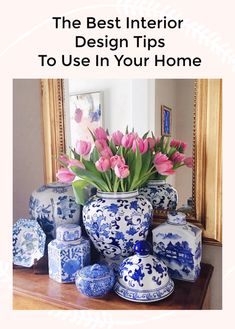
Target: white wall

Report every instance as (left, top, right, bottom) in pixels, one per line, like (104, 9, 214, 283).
(13, 79, 44, 223)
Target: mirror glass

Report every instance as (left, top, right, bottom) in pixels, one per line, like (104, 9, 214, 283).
(63, 79, 194, 214)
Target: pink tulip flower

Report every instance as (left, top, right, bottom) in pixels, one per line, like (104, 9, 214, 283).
(171, 151, 186, 164)
(110, 155, 125, 169)
(184, 157, 193, 168)
(121, 133, 135, 149)
(154, 152, 175, 176)
(180, 142, 187, 152)
(170, 139, 181, 149)
(94, 127, 108, 140)
(95, 157, 111, 172)
(59, 154, 70, 165)
(95, 139, 108, 152)
(68, 159, 85, 169)
(111, 130, 124, 146)
(132, 137, 149, 154)
(74, 108, 83, 123)
(114, 164, 130, 179)
(56, 168, 76, 183)
(147, 137, 156, 150)
(100, 147, 113, 158)
(75, 140, 91, 156)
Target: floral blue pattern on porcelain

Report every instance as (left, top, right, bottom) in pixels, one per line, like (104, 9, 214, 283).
(48, 224, 90, 283)
(152, 211, 202, 282)
(75, 264, 115, 298)
(13, 218, 46, 267)
(114, 241, 174, 302)
(82, 190, 153, 271)
(56, 224, 81, 242)
(29, 182, 82, 238)
(139, 180, 178, 210)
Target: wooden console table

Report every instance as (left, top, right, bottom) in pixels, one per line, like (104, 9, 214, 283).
(13, 263, 213, 310)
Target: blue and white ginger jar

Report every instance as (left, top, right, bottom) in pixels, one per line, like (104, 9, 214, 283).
(75, 263, 115, 298)
(114, 241, 174, 302)
(48, 224, 90, 283)
(29, 182, 82, 238)
(152, 211, 202, 282)
(82, 190, 153, 271)
(139, 180, 178, 210)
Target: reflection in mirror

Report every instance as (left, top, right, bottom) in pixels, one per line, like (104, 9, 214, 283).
(41, 78, 222, 244)
(64, 79, 194, 214)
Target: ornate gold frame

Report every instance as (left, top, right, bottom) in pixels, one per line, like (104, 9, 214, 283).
(40, 79, 222, 245)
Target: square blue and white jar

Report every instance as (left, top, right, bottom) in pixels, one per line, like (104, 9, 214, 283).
(152, 211, 202, 282)
(48, 224, 90, 283)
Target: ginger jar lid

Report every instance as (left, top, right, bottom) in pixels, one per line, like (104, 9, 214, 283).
(114, 241, 174, 302)
(77, 263, 114, 281)
(167, 211, 187, 225)
(56, 224, 81, 242)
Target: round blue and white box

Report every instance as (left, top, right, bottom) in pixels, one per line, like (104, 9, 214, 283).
(75, 264, 115, 298)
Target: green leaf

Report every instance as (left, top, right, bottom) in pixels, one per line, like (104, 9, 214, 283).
(70, 147, 80, 160)
(70, 166, 108, 191)
(72, 180, 89, 205)
(140, 150, 152, 177)
(108, 139, 117, 154)
(142, 130, 149, 139)
(129, 147, 142, 190)
(90, 146, 100, 162)
(168, 147, 177, 158)
(88, 127, 96, 141)
(125, 125, 129, 134)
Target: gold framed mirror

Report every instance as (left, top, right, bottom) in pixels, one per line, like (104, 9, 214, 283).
(40, 79, 222, 245)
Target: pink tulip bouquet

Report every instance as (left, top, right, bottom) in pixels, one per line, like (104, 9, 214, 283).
(56, 127, 192, 204)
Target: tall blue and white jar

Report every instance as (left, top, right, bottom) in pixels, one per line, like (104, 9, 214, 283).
(48, 224, 90, 283)
(139, 180, 178, 211)
(29, 182, 82, 238)
(82, 190, 153, 271)
(152, 211, 202, 282)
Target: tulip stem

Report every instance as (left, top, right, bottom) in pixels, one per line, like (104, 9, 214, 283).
(121, 179, 125, 192)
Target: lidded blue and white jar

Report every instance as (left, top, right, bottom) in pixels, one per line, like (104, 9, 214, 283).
(29, 182, 82, 238)
(114, 241, 174, 302)
(75, 263, 115, 298)
(152, 211, 202, 282)
(48, 224, 90, 283)
(139, 180, 178, 210)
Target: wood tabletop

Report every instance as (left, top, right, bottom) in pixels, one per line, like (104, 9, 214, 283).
(13, 263, 213, 310)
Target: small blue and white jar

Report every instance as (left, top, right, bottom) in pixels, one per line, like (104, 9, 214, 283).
(139, 180, 178, 211)
(29, 182, 82, 238)
(152, 211, 202, 282)
(75, 264, 115, 298)
(48, 224, 90, 283)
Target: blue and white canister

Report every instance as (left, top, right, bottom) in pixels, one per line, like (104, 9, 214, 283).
(29, 182, 82, 238)
(75, 263, 115, 298)
(152, 211, 202, 282)
(139, 180, 178, 210)
(82, 190, 153, 271)
(48, 224, 90, 283)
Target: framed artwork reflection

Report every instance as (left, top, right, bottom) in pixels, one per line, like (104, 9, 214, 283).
(161, 105, 172, 136)
(68, 91, 103, 148)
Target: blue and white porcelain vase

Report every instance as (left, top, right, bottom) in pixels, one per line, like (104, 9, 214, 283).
(114, 241, 174, 302)
(75, 263, 115, 298)
(29, 182, 82, 238)
(139, 180, 178, 211)
(82, 190, 153, 270)
(152, 211, 202, 282)
(48, 224, 90, 283)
